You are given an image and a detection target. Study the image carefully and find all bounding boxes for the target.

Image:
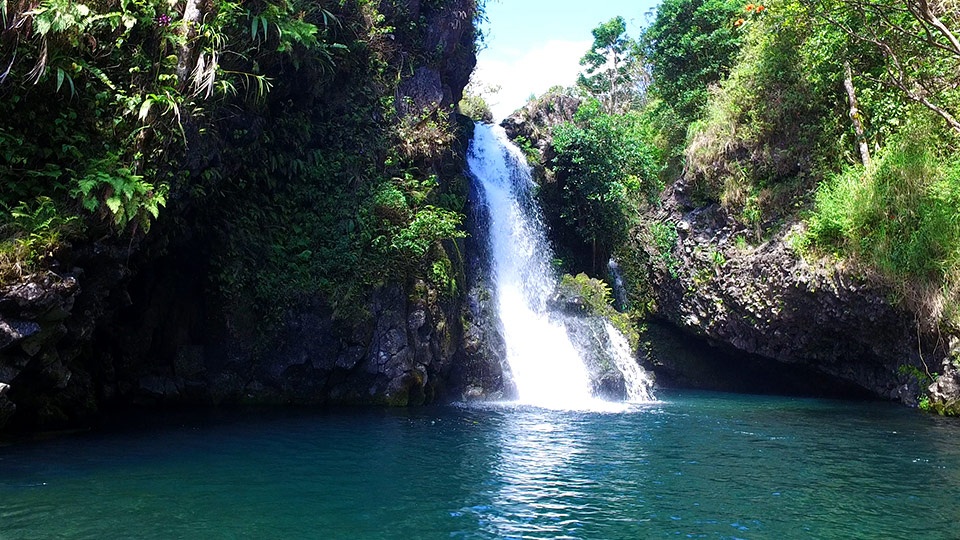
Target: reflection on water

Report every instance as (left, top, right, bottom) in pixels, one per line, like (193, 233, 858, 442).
(486, 409, 593, 537)
(1, 392, 959, 539)
(451, 404, 658, 539)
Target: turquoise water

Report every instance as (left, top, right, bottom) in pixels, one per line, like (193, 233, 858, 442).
(1, 391, 959, 539)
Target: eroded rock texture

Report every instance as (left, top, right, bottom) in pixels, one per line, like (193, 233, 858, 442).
(644, 179, 947, 402)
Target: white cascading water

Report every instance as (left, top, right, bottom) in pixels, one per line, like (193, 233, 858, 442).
(467, 123, 653, 408)
(602, 321, 655, 402)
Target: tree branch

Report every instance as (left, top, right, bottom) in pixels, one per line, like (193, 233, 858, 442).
(910, 0, 960, 56)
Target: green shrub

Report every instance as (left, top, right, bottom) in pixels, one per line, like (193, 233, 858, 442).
(559, 273, 640, 350)
(643, 0, 744, 122)
(804, 116, 960, 325)
(458, 91, 493, 123)
(0, 197, 83, 284)
(548, 98, 663, 271)
(684, 0, 848, 223)
(649, 221, 680, 278)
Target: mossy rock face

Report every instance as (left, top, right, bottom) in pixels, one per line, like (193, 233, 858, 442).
(929, 401, 960, 416)
(552, 273, 640, 351)
(927, 359, 960, 416)
(384, 372, 426, 407)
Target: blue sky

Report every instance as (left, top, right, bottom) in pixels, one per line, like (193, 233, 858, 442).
(475, 0, 661, 119)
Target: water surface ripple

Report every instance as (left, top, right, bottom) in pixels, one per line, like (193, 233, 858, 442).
(1, 391, 959, 539)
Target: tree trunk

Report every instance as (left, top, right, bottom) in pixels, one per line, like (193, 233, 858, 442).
(592, 237, 597, 275)
(177, 0, 203, 91)
(843, 60, 871, 168)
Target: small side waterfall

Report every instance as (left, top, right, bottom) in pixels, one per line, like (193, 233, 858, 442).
(466, 123, 654, 408)
(602, 322, 655, 402)
(607, 259, 630, 312)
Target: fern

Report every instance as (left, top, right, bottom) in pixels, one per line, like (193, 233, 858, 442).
(1, 196, 82, 274)
(72, 163, 167, 233)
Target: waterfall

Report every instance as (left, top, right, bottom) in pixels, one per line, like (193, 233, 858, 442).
(466, 123, 654, 408)
(602, 322, 655, 402)
(607, 259, 629, 312)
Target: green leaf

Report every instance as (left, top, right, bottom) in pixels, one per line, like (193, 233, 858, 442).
(105, 196, 121, 215)
(138, 98, 152, 121)
(55, 68, 75, 97)
(33, 13, 51, 35)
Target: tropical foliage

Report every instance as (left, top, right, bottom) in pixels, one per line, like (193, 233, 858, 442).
(549, 99, 662, 273)
(520, 0, 960, 366)
(577, 16, 644, 113)
(1, 0, 482, 324)
(642, 0, 744, 122)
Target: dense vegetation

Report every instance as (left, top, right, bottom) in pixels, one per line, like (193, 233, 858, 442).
(511, 0, 960, 402)
(672, 0, 960, 329)
(1, 0, 481, 324)
(548, 0, 958, 321)
(548, 99, 662, 275)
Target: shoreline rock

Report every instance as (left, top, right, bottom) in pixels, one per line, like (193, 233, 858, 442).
(641, 178, 946, 403)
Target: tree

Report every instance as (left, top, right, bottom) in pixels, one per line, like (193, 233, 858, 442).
(643, 0, 744, 122)
(577, 17, 643, 113)
(550, 99, 662, 273)
(458, 76, 496, 122)
(813, 0, 960, 134)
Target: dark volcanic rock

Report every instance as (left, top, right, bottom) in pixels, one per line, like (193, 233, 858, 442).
(447, 165, 509, 402)
(501, 91, 581, 153)
(398, 67, 446, 117)
(641, 178, 947, 402)
(928, 345, 960, 415)
(558, 313, 629, 400)
(396, 0, 477, 117)
(0, 273, 87, 431)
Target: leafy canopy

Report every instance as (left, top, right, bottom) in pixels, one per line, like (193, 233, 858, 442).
(550, 98, 662, 271)
(577, 16, 641, 113)
(643, 0, 744, 122)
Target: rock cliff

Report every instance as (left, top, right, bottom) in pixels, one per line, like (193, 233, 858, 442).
(0, 0, 479, 433)
(644, 177, 947, 401)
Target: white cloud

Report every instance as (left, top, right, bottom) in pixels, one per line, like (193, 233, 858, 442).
(473, 39, 591, 121)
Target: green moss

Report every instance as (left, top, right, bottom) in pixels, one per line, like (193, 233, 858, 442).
(558, 273, 640, 351)
(923, 391, 960, 416)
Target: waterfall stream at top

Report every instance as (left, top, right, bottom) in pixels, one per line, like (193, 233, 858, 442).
(466, 123, 654, 409)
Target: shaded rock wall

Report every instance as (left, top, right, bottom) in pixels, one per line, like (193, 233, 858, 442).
(643, 178, 947, 402)
(642, 322, 876, 398)
(103, 279, 462, 409)
(446, 155, 509, 401)
(0, 0, 480, 433)
(394, 0, 476, 116)
(0, 274, 85, 430)
(0, 237, 148, 431)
